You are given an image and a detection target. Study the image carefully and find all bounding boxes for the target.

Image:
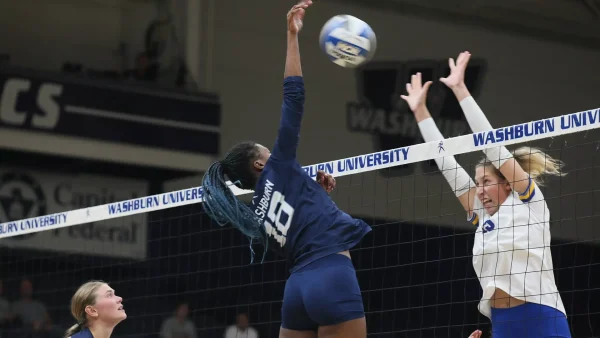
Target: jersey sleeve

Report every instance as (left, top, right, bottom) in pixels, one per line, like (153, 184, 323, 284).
(270, 76, 305, 163)
(517, 176, 548, 219)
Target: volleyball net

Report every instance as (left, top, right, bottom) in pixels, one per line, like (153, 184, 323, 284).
(1, 109, 600, 338)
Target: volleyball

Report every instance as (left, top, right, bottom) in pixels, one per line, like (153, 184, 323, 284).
(319, 14, 377, 68)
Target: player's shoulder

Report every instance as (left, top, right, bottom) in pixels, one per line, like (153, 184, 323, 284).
(266, 152, 297, 168)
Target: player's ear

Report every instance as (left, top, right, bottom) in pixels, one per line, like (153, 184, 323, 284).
(253, 159, 265, 171)
(85, 305, 98, 318)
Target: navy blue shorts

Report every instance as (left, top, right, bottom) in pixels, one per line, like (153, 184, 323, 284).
(491, 303, 571, 338)
(281, 253, 365, 331)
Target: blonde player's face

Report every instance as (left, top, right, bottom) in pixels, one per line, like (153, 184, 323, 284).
(475, 166, 512, 216)
(91, 284, 127, 324)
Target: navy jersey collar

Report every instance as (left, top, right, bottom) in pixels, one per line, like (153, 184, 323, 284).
(71, 327, 94, 338)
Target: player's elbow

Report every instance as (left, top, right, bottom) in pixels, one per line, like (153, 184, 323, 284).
(283, 89, 305, 106)
(283, 76, 305, 104)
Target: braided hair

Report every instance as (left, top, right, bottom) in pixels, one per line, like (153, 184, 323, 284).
(201, 141, 268, 262)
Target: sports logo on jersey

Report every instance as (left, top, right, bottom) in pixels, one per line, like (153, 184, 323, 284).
(346, 58, 487, 176)
(0, 172, 46, 240)
(482, 219, 495, 234)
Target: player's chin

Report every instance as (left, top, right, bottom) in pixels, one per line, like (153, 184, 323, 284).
(484, 206, 498, 215)
(116, 308, 127, 320)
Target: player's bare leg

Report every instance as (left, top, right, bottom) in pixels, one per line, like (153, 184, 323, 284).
(318, 317, 367, 338)
(279, 327, 318, 338)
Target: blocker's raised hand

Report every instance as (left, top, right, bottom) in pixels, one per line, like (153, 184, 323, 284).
(400, 72, 432, 114)
(439, 51, 471, 89)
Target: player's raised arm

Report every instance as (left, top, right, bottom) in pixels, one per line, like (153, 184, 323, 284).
(440, 51, 532, 195)
(271, 0, 312, 163)
(401, 72, 478, 218)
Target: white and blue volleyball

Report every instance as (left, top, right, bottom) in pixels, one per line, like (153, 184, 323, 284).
(319, 15, 376, 68)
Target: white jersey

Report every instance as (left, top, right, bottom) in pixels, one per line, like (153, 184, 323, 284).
(469, 177, 565, 319)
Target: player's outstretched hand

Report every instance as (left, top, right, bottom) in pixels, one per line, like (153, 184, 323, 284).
(400, 72, 432, 114)
(317, 170, 336, 194)
(467, 330, 482, 338)
(439, 51, 471, 89)
(287, 0, 313, 34)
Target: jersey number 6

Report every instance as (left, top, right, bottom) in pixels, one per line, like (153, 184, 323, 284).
(266, 191, 295, 247)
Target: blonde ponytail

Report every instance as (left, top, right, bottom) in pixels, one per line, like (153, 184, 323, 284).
(477, 146, 565, 186)
(65, 323, 82, 338)
(512, 146, 565, 186)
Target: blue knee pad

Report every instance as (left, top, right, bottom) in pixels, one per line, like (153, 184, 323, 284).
(281, 254, 365, 331)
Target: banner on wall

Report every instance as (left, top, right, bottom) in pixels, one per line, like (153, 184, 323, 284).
(346, 58, 487, 176)
(0, 168, 149, 259)
(0, 67, 220, 171)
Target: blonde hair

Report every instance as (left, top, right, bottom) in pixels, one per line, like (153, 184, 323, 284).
(65, 280, 106, 338)
(477, 146, 565, 186)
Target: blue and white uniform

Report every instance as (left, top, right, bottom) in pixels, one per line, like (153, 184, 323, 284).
(416, 93, 571, 337)
(470, 177, 569, 337)
(471, 177, 565, 317)
(251, 76, 371, 330)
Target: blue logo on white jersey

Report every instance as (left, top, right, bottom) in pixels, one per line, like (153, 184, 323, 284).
(482, 220, 495, 234)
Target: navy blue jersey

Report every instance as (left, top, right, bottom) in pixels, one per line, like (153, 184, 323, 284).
(251, 76, 371, 273)
(70, 327, 93, 338)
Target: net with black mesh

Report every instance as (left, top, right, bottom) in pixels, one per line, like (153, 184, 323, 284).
(1, 110, 599, 338)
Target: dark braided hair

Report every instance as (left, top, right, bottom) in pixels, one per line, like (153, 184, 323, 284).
(201, 141, 268, 263)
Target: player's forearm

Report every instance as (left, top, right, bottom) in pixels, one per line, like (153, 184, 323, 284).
(284, 32, 302, 78)
(272, 72, 305, 160)
(418, 118, 474, 197)
(281, 76, 305, 126)
(451, 82, 495, 132)
(413, 104, 432, 123)
(450, 83, 471, 103)
(459, 95, 493, 132)
(456, 92, 514, 168)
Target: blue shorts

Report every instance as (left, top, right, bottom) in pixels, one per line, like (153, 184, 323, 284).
(281, 253, 365, 331)
(491, 303, 571, 338)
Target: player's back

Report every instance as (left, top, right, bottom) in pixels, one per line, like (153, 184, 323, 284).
(252, 158, 371, 273)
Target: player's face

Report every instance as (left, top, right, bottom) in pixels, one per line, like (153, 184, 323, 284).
(91, 283, 126, 324)
(475, 166, 511, 215)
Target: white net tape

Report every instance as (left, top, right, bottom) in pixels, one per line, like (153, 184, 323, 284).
(1, 108, 599, 239)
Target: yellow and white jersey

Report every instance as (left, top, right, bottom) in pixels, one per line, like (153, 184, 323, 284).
(469, 177, 565, 319)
